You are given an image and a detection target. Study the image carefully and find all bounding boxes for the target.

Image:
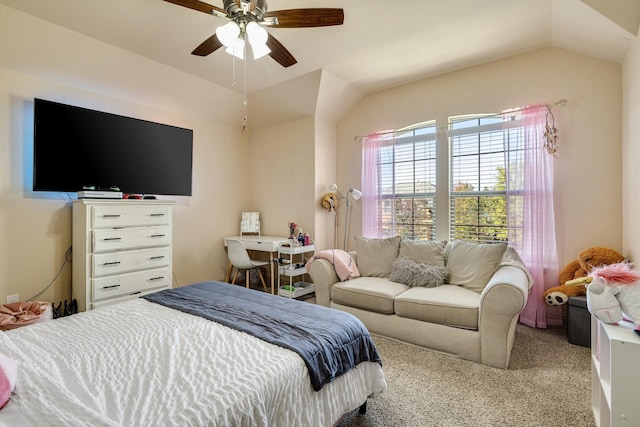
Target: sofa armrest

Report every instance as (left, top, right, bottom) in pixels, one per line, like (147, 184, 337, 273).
(478, 265, 529, 368)
(308, 258, 340, 306)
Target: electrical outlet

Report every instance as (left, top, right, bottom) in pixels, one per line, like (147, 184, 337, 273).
(6, 294, 19, 304)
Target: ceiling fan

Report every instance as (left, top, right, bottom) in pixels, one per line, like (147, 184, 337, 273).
(163, 0, 344, 67)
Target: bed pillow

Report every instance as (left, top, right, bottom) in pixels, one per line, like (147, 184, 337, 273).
(0, 353, 17, 410)
(355, 236, 401, 278)
(446, 240, 507, 292)
(389, 257, 449, 288)
(399, 240, 447, 266)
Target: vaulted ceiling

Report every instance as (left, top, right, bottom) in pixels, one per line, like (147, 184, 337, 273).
(0, 0, 637, 97)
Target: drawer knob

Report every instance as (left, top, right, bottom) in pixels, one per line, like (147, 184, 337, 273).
(101, 284, 121, 290)
(102, 261, 121, 266)
(103, 237, 122, 241)
(102, 214, 122, 218)
(149, 256, 165, 260)
(149, 276, 165, 281)
(149, 213, 165, 217)
(149, 234, 166, 238)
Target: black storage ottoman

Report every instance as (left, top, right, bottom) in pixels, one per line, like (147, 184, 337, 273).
(567, 296, 591, 347)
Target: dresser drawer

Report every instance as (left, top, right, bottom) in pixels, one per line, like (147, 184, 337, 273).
(91, 267, 171, 302)
(92, 205, 171, 228)
(93, 226, 171, 252)
(92, 247, 171, 277)
(91, 287, 169, 310)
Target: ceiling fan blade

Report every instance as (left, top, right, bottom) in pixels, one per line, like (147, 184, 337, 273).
(264, 8, 344, 28)
(191, 34, 224, 56)
(266, 35, 297, 67)
(163, 0, 226, 16)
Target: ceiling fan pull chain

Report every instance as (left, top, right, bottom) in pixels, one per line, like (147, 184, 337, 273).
(241, 44, 249, 134)
(241, 115, 249, 133)
(243, 42, 248, 106)
(231, 54, 237, 87)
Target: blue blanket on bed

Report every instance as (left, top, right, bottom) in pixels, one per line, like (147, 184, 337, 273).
(142, 281, 382, 391)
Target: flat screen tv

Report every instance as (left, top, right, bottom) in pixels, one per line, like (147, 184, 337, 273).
(33, 98, 193, 196)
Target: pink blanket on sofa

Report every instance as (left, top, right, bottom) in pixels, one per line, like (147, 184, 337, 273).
(305, 249, 360, 282)
(0, 302, 51, 331)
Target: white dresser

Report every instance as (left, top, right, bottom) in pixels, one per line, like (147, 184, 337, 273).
(72, 199, 174, 311)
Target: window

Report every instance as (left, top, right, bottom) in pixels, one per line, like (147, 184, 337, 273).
(376, 122, 437, 240)
(363, 113, 526, 243)
(448, 115, 519, 243)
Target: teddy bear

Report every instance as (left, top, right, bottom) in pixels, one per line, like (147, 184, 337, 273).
(543, 246, 625, 306)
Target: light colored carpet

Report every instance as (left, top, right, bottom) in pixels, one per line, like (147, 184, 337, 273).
(336, 324, 595, 427)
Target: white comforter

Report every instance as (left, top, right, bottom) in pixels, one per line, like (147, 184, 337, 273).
(0, 298, 386, 426)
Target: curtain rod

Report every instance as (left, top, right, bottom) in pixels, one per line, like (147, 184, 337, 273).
(353, 98, 568, 142)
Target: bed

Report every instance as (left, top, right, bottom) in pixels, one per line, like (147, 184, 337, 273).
(0, 281, 387, 426)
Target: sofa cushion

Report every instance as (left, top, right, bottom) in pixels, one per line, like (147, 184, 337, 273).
(354, 236, 401, 278)
(389, 258, 449, 288)
(446, 241, 507, 292)
(331, 277, 408, 314)
(399, 240, 446, 266)
(394, 285, 481, 330)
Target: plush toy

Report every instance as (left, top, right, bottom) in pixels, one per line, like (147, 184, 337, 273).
(544, 247, 625, 306)
(586, 261, 640, 336)
(559, 247, 626, 284)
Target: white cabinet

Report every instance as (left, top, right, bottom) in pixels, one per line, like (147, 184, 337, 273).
(591, 316, 640, 426)
(277, 241, 315, 298)
(72, 199, 174, 311)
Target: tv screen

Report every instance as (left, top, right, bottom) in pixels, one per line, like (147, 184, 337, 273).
(33, 98, 193, 196)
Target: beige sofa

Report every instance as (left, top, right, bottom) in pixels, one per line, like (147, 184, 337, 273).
(307, 236, 532, 369)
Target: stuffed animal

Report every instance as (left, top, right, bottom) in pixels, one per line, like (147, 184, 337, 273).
(586, 261, 640, 336)
(544, 247, 625, 306)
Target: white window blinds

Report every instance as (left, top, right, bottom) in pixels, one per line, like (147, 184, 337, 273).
(448, 114, 524, 243)
(377, 122, 437, 240)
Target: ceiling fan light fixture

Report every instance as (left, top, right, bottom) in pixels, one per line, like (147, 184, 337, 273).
(216, 21, 240, 48)
(246, 22, 270, 59)
(251, 42, 271, 59)
(225, 37, 245, 59)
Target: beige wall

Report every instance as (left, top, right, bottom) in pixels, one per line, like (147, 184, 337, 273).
(248, 117, 316, 239)
(314, 117, 338, 250)
(0, 8, 250, 304)
(336, 47, 623, 271)
(622, 34, 640, 261)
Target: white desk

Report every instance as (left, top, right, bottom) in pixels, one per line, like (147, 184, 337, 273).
(224, 235, 290, 294)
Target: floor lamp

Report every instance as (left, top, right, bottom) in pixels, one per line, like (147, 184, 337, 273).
(342, 188, 362, 251)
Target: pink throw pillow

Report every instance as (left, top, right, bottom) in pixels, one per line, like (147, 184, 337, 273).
(0, 353, 17, 410)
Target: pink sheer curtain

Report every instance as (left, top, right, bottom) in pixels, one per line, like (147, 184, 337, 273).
(361, 132, 387, 238)
(506, 104, 560, 328)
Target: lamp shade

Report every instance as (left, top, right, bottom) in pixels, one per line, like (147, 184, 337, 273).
(250, 42, 271, 59)
(225, 37, 245, 59)
(216, 21, 241, 48)
(349, 188, 362, 200)
(246, 22, 271, 59)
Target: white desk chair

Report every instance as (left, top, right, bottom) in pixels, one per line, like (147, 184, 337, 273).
(226, 239, 268, 291)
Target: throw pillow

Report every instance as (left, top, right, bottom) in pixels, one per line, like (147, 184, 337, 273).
(389, 257, 449, 288)
(399, 240, 447, 266)
(446, 240, 507, 292)
(354, 235, 401, 277)
(0, 353, 17, 410)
